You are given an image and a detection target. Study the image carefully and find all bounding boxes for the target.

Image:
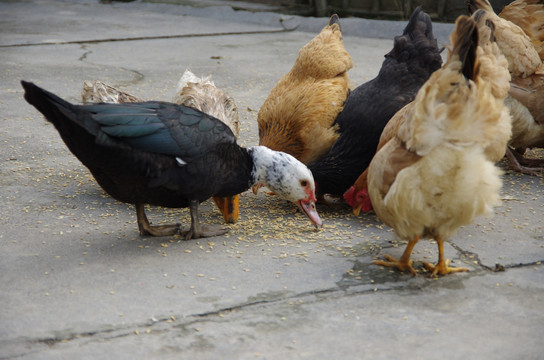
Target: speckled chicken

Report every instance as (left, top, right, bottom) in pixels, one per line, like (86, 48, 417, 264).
(82, 70, 242, 223)
(367, 15, 509, 276)
(257, 14, 352, 165)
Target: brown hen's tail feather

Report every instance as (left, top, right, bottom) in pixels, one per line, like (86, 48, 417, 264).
(466, 0, 494, 15)
(450, 16, 479, 81)
(471, 10, 496, 42)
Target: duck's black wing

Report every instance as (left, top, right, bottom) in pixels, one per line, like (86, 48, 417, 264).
(22, 81, 240, 206)
(22, 81, 236, 159)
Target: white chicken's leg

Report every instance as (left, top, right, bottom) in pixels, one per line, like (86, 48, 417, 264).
(423, 236, 469, 276)
(375, 236, 419, 275)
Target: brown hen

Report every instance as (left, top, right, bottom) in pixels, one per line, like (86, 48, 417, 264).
(257, 14, 352, 165)
(468, 0, 544, 174)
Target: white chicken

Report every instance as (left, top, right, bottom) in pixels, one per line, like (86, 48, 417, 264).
(368, 15, 510, 276)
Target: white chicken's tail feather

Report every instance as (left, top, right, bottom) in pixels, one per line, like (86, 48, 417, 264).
(403, 15, 510, 156)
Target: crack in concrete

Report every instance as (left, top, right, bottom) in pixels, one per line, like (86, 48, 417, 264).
(450, 242, 492, 271)
(450, 242, 543, 272)
(0, 28, 297, 48)
(118, 67, 145, 88)
(9, 261, 543, 356)
(14, 283, 387, 351)
(78, 45, 92, 62)
(77, 45, 145, 89)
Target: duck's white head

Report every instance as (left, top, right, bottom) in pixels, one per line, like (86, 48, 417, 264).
(249, 146, 322, 228)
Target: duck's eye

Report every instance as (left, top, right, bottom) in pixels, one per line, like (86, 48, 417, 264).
(300, 180, 308, 187)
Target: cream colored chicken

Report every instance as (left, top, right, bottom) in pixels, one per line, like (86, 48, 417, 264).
(346, 11, 511, 216)
(81, 70, 241, 226)
(367, 15, 510, 276)
(257, 14, 352, 165)
(468, 0, 544, 174)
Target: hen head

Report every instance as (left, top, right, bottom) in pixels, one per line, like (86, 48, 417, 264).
(344, 186, 373, 216)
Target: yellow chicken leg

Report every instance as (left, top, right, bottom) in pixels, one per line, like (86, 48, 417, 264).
(423, 236, 469, 276)
(375, 236, 419, 275)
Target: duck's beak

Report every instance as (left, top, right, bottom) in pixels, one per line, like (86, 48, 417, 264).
(212, 195, 239, 224)
(297, 199, 322, 228)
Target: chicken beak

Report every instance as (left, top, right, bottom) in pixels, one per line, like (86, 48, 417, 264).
(297, 199, 322, 228)
(212, 195, 239, 224)
(352, 204, 362, 217)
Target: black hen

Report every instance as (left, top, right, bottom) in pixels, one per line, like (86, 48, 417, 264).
(22, 81, 322, 239)
(308, 7, 443, 198)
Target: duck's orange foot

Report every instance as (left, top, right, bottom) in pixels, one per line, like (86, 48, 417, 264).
(375, 254, 417, 276)
(423, 259, 469, 277)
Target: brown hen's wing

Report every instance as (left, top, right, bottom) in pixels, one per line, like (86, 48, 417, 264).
(499, 0, 544, 58)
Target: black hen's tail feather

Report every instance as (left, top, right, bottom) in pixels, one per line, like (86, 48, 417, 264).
(386, 7, 442, 73)
(403, 6, 432, 40)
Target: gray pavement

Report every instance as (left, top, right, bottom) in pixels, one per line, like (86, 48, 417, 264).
(1, 1, 543, 359)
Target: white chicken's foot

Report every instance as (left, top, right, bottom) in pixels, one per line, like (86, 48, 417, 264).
(422, 236, 469, 277)
(423, 259, 469, 277)
(375, 237, 419, 276)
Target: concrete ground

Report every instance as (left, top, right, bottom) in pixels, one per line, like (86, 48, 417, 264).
(1, 1, 543, 359)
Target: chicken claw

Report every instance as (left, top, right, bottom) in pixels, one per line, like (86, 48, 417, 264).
(423, 236, 469, 276)
(375, 254, 418, 276)
(423, 259, 469, 277)
(375, 237, 419, 275)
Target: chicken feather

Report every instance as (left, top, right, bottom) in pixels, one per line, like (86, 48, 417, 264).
(367, 15, 509, 276)
(467, 0, 541, 78)
(310, 7, 442, 199)
(467, 0, 544, 174)
(499, 0, 544, 58)
(257, 14, 352, 165)
(345, 9, 510, 215)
